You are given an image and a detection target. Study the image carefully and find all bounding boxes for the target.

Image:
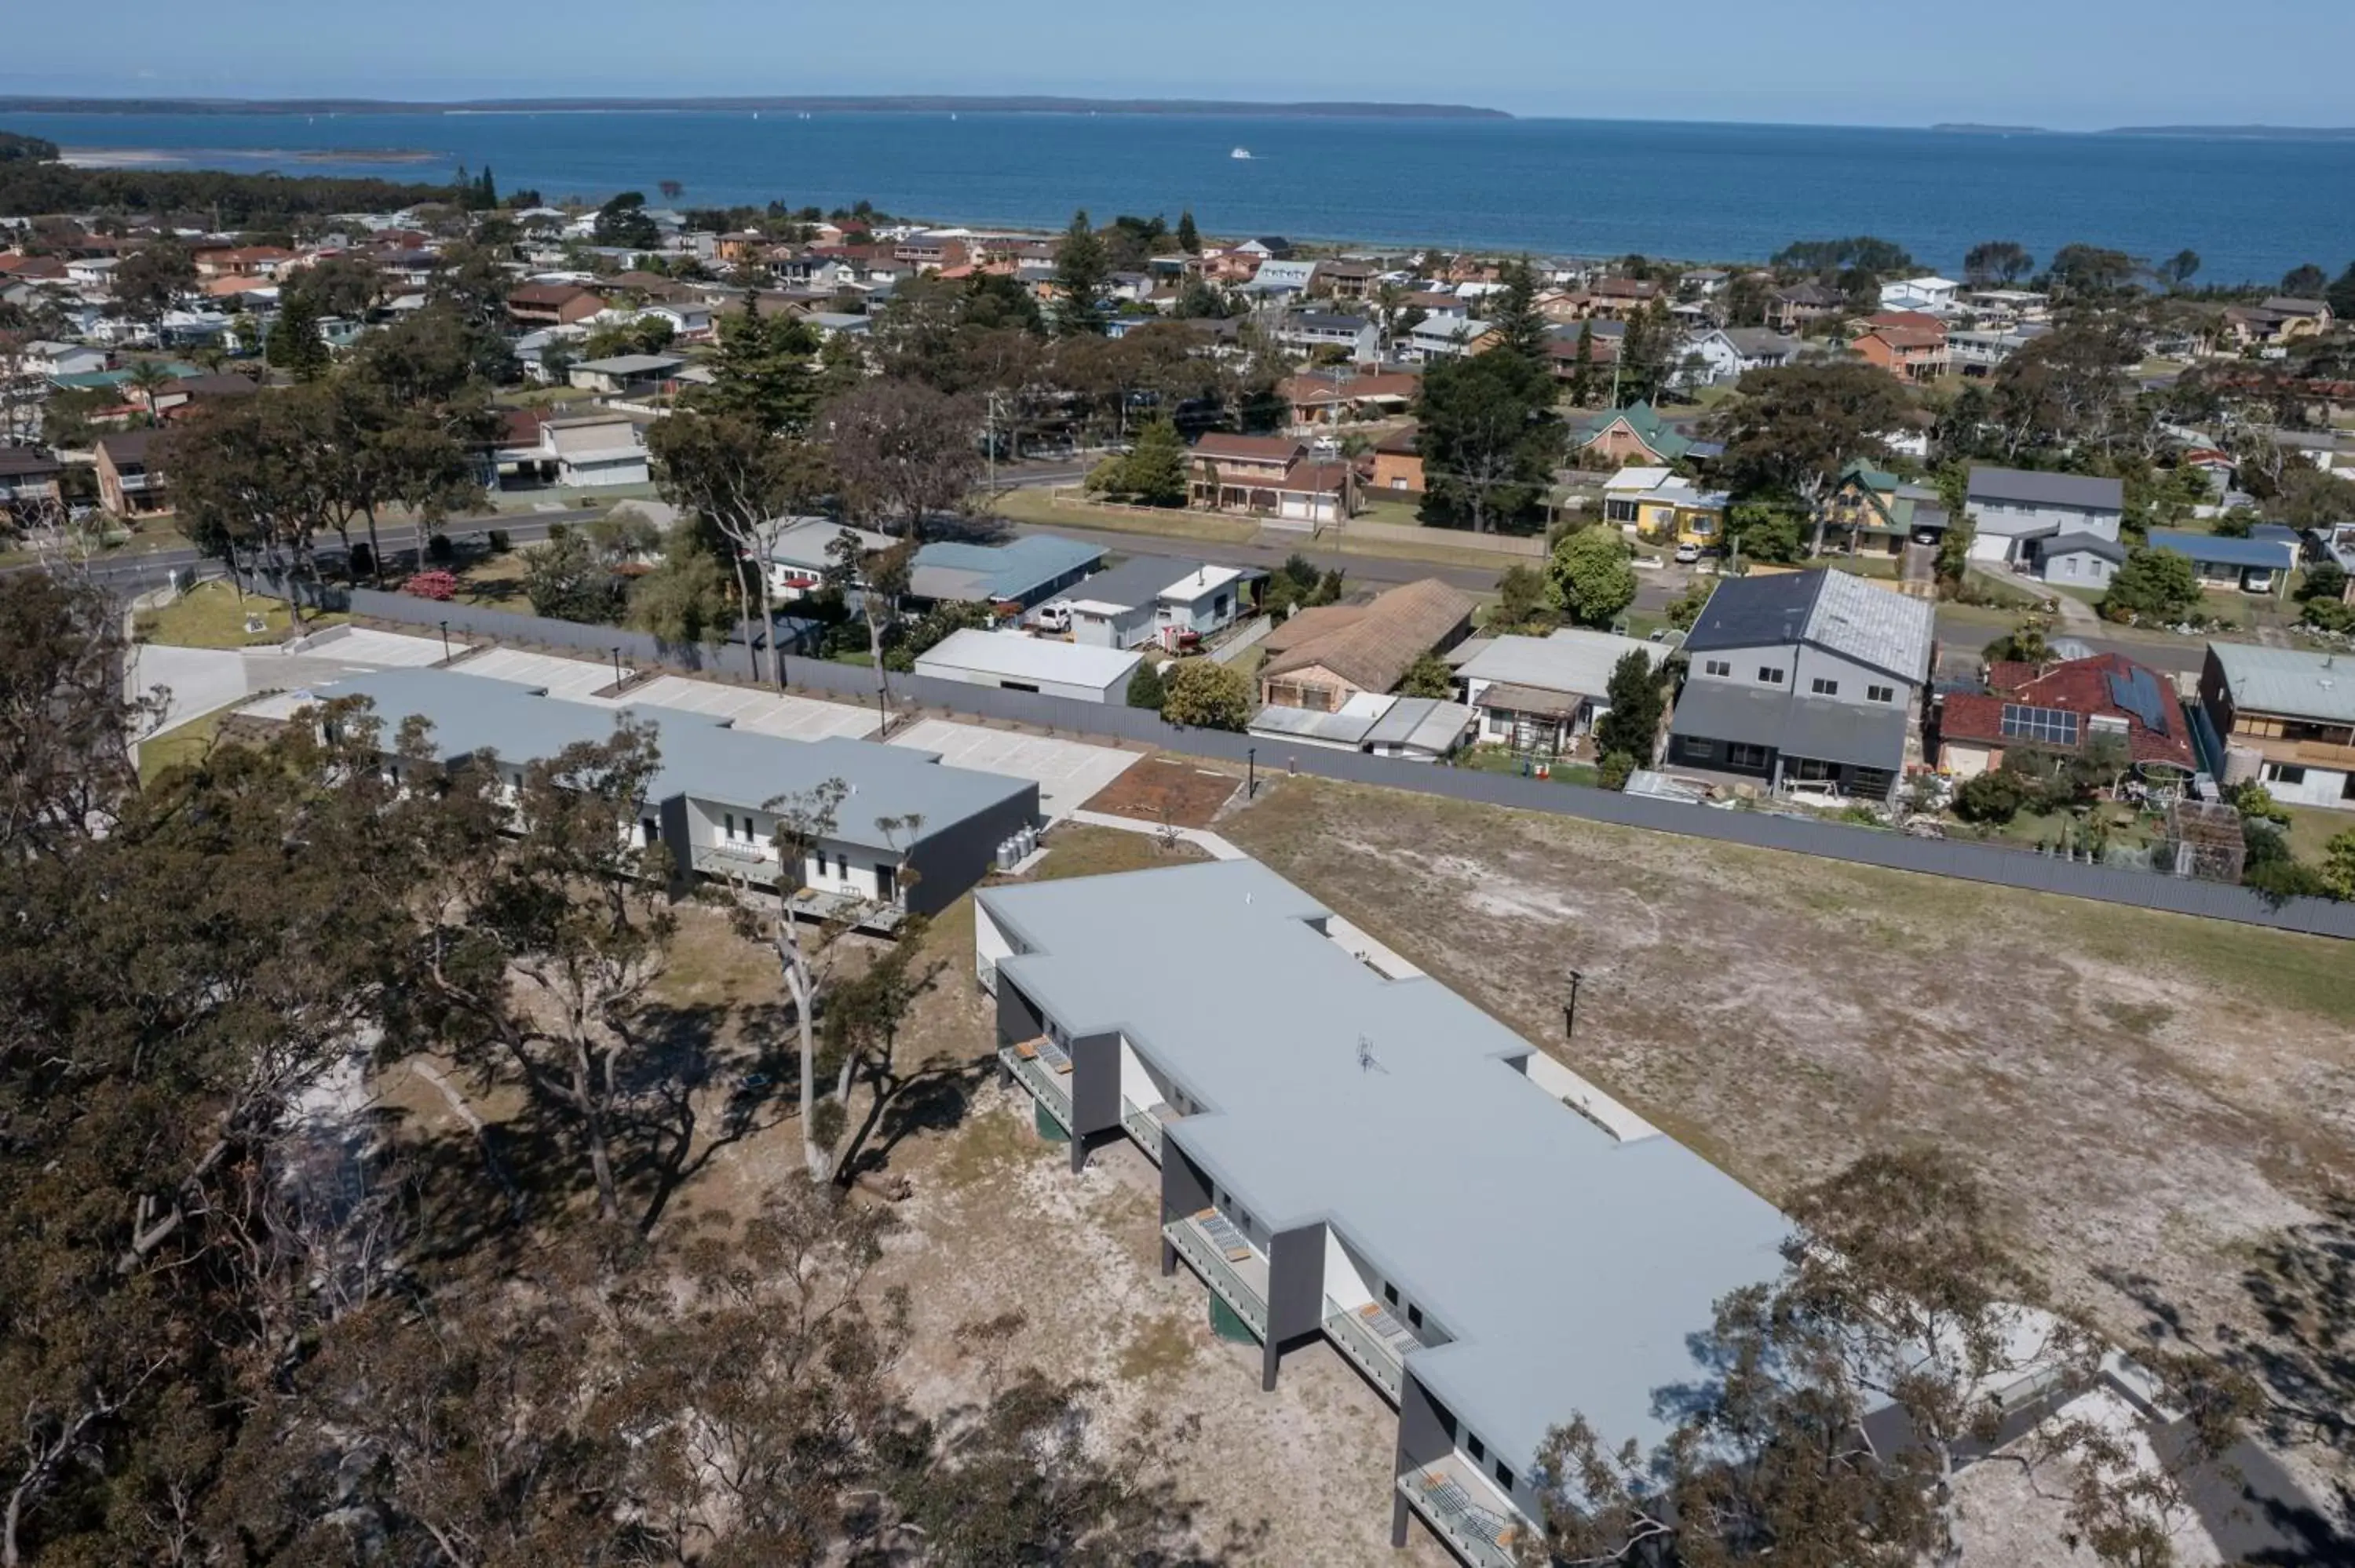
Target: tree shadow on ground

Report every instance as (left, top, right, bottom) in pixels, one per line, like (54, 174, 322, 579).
(618, 996, 803, 1234)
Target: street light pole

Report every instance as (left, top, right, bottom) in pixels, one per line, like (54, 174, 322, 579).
(438, 619, 450, 662)
(1563, 969, 1586, 1044)
(1247, 746, 1257, 800)
(611, 646, 623, 687)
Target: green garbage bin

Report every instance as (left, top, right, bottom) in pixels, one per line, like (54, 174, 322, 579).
(1209, 1293, 1259, 1344)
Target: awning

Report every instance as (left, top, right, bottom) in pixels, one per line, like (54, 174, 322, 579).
(1669, 683, 1910, 772)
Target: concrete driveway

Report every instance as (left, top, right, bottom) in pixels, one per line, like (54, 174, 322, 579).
(885, 718, 1140, 822)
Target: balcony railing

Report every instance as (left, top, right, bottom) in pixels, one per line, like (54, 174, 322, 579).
(1119, 1097, 1163, 1162)
(1398, 1460, 1526, 1568)
(1323, 1297, 1407, 1402)
(999, 1039, 1072, 1131)
(1163, 1213, 1268, 1339)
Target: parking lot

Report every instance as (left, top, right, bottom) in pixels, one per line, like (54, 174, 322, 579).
(447, 647, 630, 701)
(885, 718, 1140, 822)
(617, 676, 882, 740)
(305, 626, 472, 668)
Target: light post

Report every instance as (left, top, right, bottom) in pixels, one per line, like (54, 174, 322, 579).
(611, 646, 623, 687)
(1563, 969, 1586, 1045)
(437, 618, 450, 662)
(1247, 746, 1257, 799)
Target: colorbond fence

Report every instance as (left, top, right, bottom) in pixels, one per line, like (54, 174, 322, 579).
(270, 577, 2355, 940)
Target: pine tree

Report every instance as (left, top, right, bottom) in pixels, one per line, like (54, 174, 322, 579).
(265, 294, 330, 381)
(1115, 418, 1188, 506)
(478, 165, 498, 210)
(1053, 210, 1110, 337)
(1488, 257, 1550, 372)
(1569, 321, 1597, 407)
(1176, 210, 1200, 254)
(1592, 648, 1665, 761)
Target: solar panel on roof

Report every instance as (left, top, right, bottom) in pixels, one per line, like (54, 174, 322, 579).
(2105, 668, 2171, 735)
(1999, 703, 2079, 746)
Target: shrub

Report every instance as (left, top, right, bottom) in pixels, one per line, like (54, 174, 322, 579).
(1953, 768, 2032, 824)
(348, 542, 374, 580)
(425, 532, 456, 565)
(1596, 749, 1636, 791)
(487, 527, 513, 553)
(1158, 659, 1252, 731)
(404, 569, 459, 601)
(1125, 660, 1167, 712)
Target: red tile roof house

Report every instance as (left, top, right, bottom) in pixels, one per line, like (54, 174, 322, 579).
(1933, 653, 2196, 782)
(1186, 433, 1360, 527)
(1851, 315, 1949, 381)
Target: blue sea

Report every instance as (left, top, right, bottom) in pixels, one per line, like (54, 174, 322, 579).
(10, 109, 2353, 284)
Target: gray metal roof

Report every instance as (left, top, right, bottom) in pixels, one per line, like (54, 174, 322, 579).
(2210, 644, 2355, 724)
(1669, 682, 1910, 771)
(1458, 630, 1663, 700)
(2043, 534, 2128, 564)
(308, 668, 1033, 851)
(1050, 552, 1201, 612)
(1246, 703, 1380, 746)
(1360, 696, 1473, 752)
(1681, 571, 1933, 686)
(1966, 466, 2124, 512)
(2146, 529, 2296, 571)
(981, 859, 1788, 1473)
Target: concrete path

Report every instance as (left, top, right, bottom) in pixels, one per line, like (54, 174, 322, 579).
(1066, 808, 1248, 861)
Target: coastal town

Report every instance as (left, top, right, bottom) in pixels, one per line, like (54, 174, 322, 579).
(3, 118, 2355, 1568)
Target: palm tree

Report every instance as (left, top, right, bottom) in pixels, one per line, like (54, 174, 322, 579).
(122, 360, 176, 427)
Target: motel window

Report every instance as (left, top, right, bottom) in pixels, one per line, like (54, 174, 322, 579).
(724, 813, 736, 840)
(1758, 665, 1786, 685)
(1811, 677, 1838, 696)
(1407, 1304, 1424, 1329)
(1704, 659, 1730, 677)
(836, 852, 850, 880)
(2269, 765, 2308, 786)
(1729, 742, 1770, 768)
(1495, 1462, 1515, 1491)
(1684, 739, 1715, 760)
(1383, 1283, 1400, 1306)
(1868, 684, 1895, 703)
(1466, 1433, 1486, 1464)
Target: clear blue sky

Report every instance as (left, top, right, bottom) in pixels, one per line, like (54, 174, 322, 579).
(6, 0, 2350, 130)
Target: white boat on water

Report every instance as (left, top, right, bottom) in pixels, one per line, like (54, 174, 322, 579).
(1231, 147, 1253, 160)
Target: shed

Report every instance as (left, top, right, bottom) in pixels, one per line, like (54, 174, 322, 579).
(915, 629, 1142, 705)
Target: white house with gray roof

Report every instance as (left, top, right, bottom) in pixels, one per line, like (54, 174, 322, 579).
(303, 667, 1038, 921)
(977, 859, 1789, 1568)
(1964, 466, 2125, 572)
(1666, 569, 1936, 803)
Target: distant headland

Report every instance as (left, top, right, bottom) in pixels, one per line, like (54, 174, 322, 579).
(0, 94, 1510, 121)
(1933, 121, 2355, 140)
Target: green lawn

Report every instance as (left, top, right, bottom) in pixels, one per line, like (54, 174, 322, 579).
(988, 486, 1259, 545)
(133, 581, 347, 649)
(1453, 744, 1598, 788)
(137, 712, 223, 786)
(2275, 803, 2353, 865)
(452, 551, 531, 607)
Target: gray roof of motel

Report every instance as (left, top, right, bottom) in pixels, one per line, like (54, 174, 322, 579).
(980, 859, 1790, 1472)
(303, 668, 1033, 851)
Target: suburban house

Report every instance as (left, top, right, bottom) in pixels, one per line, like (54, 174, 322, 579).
(1050, 556, 1261, 651)
(904, 534, 1105, 614)
(1666, 569, 1937, 803)
(1572, 401, 1696, 465)
(1247, 694, 1474, 761)
(1370, 425, 1425, 494)
(1818, 462, 1951, 557)
(1878, 275, 1962, 314)
(1256, 578, 1477, 713)
(913, 628, 1141, 705)
(20, 340, 106, 377)
(1404, 315, 1495, 362)
(1963, 466, 2124, 573)
(2145, 527, 2298, 596)
(1935, 653, 2196, 782)
(1850, 318, 1949, 382)
(1187, 433, 1358, 527)
(1950, 324, 2047, 376)
(1316, 259, 1379, 300)
(94, 428, 168, 516)
(507, 413, 652, 489)
(304, 668, 1039, 919)
(1621, 476, 1729, 549)
(1455, 629, 1666, 755)
(762, 516, 895, 600)
(567, 353, 687, 397)
(1689, 326, 1802, 385)
(1765, 281, 1845, 332)
(2038, 534, 2129, 589)
(1276, 311, 1380, 363)
(507, 283, 606, 328)
(0, 446, 64, 523)
(1240, 258, 1320, 301)
(976, 858, 1791, 1568)
(1279, 370, 1419, 428)
(2221, 297, 2333, 348)
(2195, 643, 2355, 810)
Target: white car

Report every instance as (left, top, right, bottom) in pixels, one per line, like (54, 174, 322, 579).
(1031, 603, 1073, 633)
(1674, 542, 1702, 563)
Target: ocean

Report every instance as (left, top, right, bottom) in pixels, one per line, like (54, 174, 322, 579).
(9, 109, 2353, 285)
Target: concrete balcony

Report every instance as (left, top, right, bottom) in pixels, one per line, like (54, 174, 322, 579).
(999, 1037, 1072, 1132)
(1119, 1096, 1165, 1162)
(1323, 1296, 1412, 1402)
(689, 841, 779, 881)
(1163, 1210, 1269, 1340)
(1398, 1453, 1528, 1568)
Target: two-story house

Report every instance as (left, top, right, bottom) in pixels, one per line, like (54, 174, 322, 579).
(1964, 465, 2124, 574)
(1276, 311, 1380, 364)
(1819, 461, 1951, 558)
(1665, 568, 1936, 803)
(1851, 314, 1949, 382)
(2196, 644, 2355, 811)
(95, 428, 169, 516)
(0, 446, 64, 525)
(1688, 326, 1803, 385)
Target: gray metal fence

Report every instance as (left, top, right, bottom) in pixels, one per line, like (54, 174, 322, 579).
(313, 584, 2355, 939)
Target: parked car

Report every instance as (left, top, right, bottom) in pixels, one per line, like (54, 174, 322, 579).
(1674, 542, 1701, 563)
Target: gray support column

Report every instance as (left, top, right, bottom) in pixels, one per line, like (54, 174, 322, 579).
(1390, 1490, 1410, 1549)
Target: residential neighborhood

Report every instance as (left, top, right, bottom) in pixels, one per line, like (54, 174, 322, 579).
(6, 116, 2355, 1568)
